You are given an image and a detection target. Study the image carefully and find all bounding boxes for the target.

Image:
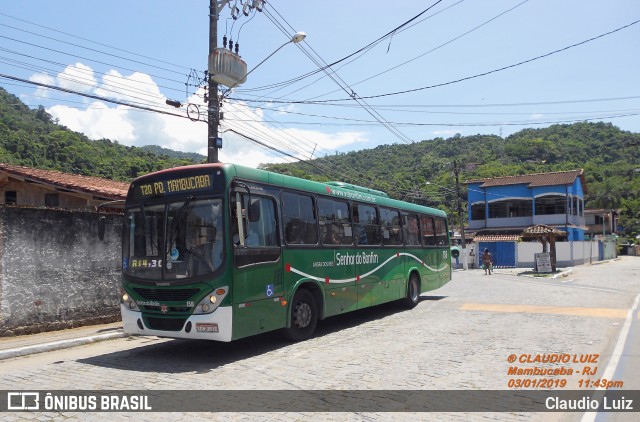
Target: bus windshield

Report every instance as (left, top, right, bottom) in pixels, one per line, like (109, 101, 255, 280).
(123, 198, 224, 280)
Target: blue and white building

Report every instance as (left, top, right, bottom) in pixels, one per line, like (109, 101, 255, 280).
(465, 169, 587, 241)
(463, 170, 598, 268)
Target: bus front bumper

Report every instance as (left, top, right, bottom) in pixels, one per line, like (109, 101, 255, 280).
(121, 304, 233, 341)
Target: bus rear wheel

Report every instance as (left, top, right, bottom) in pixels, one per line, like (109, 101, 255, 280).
(282, 289, 318, 342)
(402, 273, 420, 309)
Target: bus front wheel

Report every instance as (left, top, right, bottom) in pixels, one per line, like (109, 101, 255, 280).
(402, 273, 420, 309)
(282, 289, 318, 342)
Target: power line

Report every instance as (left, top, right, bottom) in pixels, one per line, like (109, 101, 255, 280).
(0, 55, 171, 108)
(307, 0, 530, 101)
(230, 94, 640, 109)
(0, 11, 191, 71)
(0, 72, 194, 121)
(0, 22, 187, 76)
(262, 5, 415, 145)
(235, 18, 640, 104)
(0, 34, 187, 86)
(0, 46, 186, 95)
(234, 0, 463, 97)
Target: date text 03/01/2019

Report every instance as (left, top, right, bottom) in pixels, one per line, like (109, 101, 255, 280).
(508, 378, 567, 388)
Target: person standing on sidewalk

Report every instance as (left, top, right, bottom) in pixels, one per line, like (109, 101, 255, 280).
(482, 248, 493, 275)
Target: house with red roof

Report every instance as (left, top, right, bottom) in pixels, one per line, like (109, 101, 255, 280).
(463, 169, 595, 268)
(465, 169, 587, 240)
(0, 163, 127, 334)
(0, 163, 128, 210)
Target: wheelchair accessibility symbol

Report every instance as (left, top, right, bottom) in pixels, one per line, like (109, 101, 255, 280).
(266, 284, 274, 297)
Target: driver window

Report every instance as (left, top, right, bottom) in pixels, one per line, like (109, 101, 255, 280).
(233, 195, 278, 248)
(184, 200, 223, 276)
(233, 194, 280, 267)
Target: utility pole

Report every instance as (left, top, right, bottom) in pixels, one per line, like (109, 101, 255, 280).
(453, 160, 468, 269)
(207, 0, 224, 163)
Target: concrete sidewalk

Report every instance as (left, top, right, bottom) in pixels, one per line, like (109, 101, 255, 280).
(0, 322, 126, 361)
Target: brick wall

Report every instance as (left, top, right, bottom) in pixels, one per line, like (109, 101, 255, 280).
(0, 206, 122, 336)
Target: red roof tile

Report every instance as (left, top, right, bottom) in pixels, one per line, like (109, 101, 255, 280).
(0, 163, 129, 200)
(522, 224, 566, 236)
(471, 229, 524, 242)
(473, 234, 521, 242)
(465, 169, 585, 191)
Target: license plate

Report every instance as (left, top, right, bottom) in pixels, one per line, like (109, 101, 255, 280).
(196, 323, 219, 333)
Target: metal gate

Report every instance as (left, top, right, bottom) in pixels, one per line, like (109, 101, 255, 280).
(478, 242, 516, 268)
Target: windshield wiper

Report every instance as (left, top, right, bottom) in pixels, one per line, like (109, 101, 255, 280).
(166, 195, 194, 258)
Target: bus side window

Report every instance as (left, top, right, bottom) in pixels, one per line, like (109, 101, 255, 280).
(380, 208, 402, 245)
(318, 198, 351, 245)
(402, 213, 421, 246)
(353, 204, 380, 246)
(233, 195, 278, 248)
(282, 192, 318, 245)
(233, 194, 280, 267)
(434, 217, 448, 246)
(420, 215, 436, 246)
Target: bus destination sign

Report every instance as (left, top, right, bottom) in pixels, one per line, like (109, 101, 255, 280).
(138, 174, 213, 198)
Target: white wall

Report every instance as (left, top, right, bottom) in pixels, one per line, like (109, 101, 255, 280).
(516, 240, 600, 268)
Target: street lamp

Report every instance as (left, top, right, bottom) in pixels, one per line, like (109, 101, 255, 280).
(207, 31, 306, 163)
(221, 31, 306, 98)
(425, 181, 453, 193)
(208, 30, 306, 163)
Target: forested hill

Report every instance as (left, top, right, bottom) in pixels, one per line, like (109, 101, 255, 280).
(263, 122, 640, 238)
(0, 86, 204, 181)
(1, 86, 638, 237)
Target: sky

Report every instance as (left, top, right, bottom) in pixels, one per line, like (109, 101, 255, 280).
(1, 0, 639, 169)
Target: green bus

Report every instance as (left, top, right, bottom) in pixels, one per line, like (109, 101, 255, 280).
(120, 163, 451, 342)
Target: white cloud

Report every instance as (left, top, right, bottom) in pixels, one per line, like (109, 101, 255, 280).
(57, 63, 97, 93)
(432, 129, 459, 136)
(95, 70, 163, 104)
(226, 102, 368, 160)
(530, 113, 545, 120)
(48, 102, 134, 142)
(39, 65, 369, 168)
(28, 73, 56, 98)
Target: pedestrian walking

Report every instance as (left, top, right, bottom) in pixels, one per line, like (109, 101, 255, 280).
(482, 248, 493, 275)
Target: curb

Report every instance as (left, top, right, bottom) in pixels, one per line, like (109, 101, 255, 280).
(551, 269, 573, 279)
(590, 257, 621, 266)
(0, 331, 127, 361)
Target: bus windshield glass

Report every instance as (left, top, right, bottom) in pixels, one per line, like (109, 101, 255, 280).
(123, 198, 224, 280)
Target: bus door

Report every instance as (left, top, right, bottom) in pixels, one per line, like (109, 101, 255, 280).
(379, 207, 405, 301)
(434, 216, 450, 287)
(354, 204, 385, 307)
(315, 198, 357, 316)
(231, 193, 285, 339)
(419, 215, 440, 292)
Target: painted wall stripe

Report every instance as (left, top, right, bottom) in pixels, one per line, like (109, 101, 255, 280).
(287, 252, 449, 285)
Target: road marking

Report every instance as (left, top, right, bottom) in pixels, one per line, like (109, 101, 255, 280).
(460, 303, 628, 319)
(581, 293, 640, 422)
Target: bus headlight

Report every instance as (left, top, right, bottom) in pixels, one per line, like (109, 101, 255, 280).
(121, 291, 140, 311)
(193, 286, 228, 315)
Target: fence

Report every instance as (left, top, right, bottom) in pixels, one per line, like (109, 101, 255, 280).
(469, 238, 616, 269)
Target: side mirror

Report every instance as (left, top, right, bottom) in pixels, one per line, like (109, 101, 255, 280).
(98, 216, 106, 241)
